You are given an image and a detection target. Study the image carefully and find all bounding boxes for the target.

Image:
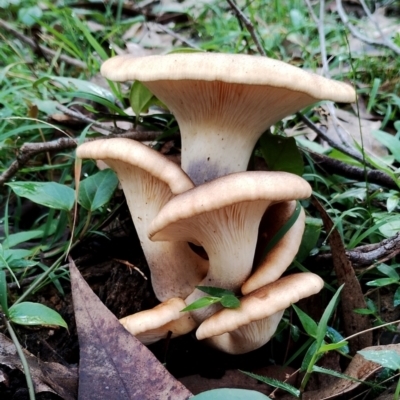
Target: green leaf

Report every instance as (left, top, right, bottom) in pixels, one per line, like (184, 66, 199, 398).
(220, 295, 240, 309)
(366, 277, 398, 287)
(387, 195, 399, 213)
(326, 326, 349, 354)
(296, 217, 322, 262)
(18, 5, 42, 26)
(78, 169, 119, 211)
(292, 304, 318, 338)
(301, 340, 321, 371)
(260, 201, 302, 260)
(241, 371, 300, 398)
(358, 349, 400, 371)
(191, 388, 271, 399)
(377, 263, 400, 280)
(0, 270, 8, 315)
(394, 287, 400, 307)
(372, 130, 400, 163)
(8, 302, 67, 328)
(1, 230, 45, 249)
(260, 132, 304, 176)
(181, 296, 221, 312)
(318, 341, 349, 353)
(6, 182, 75, 211)
(129, 81, 155, 116)
(353, 308, 375, 315)
(196, 286, 235, 297)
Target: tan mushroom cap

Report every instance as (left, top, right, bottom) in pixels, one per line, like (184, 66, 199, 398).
(101, 53, 355, 103)
(77, 138, 208, 301)
(119, 298, 197, 345)
(196, 272, 324, 340)
(242, 201, 306, 295)
(101, 53, 356, 185)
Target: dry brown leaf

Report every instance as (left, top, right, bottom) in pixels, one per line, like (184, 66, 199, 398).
(69, 257, 192, 399)
(0, 332, 78, 399)
(304, 343, 400, 400)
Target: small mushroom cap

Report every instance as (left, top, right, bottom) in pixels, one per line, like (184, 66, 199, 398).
(76, 138, 194, 195)
(100, 53, 356, 103)
(196, 272, 324, 340)
(119, 298, 197, 345)
(149, 171, 312, 241)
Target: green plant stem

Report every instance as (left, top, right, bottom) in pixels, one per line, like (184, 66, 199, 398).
(2, 314, 36, 400)
(299, 351, 319, 395)
(79, 209, 92, 239)
(395, 375, 400, 400)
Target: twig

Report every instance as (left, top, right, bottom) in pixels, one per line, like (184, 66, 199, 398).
(317, 232, 400, 267)
(336, 0, 400, 56)
(307, 150, 398, 190)
(0, 19, 86, 68)
(153, 23, 201, 50)
(225, 0, 266, 56)
(0, 131, 163, 186)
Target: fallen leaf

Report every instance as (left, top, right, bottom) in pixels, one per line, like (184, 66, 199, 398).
(0, 332, 77, 399)
(69, 257, 192, 399)
(303, 343, 400, 400)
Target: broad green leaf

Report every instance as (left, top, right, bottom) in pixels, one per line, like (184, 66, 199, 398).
(372, 130, 400, 162)
(292, 304, 318, 338)
(18, 5, 42, 26)
(260, 133, 303, 176)
(366, 277, 398, 287)
(192, 388, 271, 399)
(358, 349, 400, 371)
(377, 263, 400, 279)
(8, 302, 67, 328)
(78, 169, 119, 211)
(220, 295, 240, 309)
(394, 287, 400, 307)
(387, 195, 399, 213)
(1, 230, 45, 249)
(316, 285, 344, 346)
(181, 296, 221, 312)
(0, 270, 8, 315)
(241, 371, 299, 398)
(296, 217, 322, 262)
(196, 286, 235, 297)
(6, 182, 75, 211)
(129, 81, 155, 116)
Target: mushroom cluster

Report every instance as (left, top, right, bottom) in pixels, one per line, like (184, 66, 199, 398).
(77, 52, 356, 354)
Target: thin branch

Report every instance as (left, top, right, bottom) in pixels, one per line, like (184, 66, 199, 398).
(307, 150, 398, 190)
(336, 0, 400, 55)
(226, 0, 266, 56)
(0, 19, 86, 68)
(0, 131, 163, 186)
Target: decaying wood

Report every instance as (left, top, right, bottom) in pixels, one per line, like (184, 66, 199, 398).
(312, 197, 372, 353)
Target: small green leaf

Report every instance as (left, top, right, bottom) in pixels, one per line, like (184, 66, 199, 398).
(296, 217, 322, 262)
(372, 129, 400, 163)
(196, 286, 235, 297)
(129, 81, 155, 116)
(8, 302, 67, 328)
(191, 388, 271, 399)
(326, 326, 349, 354)
(394, 287, 400, 307)
(259, 132, 304, 176)
(353, 308, 375, 315)
(181, 297, 221, 312)
(377, 263, 400, 280)
(220, 295, 240, 309)
(292, 304, 318, 338)
(6, 182, 75, 211)
(387, 195, 399, 213)
(318, 341, 349, 353)
(301, 340, 321, 371)
(2, 230, 45, 249)
(366, 277, 398, 287)
(358, 349, 400, 371)
(78, 169, 119, 211)
(0, 270, 8, 315)
(18, 5, 42, 26)
(241, 371, 300, 398)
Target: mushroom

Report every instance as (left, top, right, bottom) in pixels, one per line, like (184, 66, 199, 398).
(119, 298, 197, 345)
(100, 52, 356, 184)
(149, 171, 312, 322)
(76, 138, 208, 301)
(242, 200, 306, 295)
(196, 272, 324, 354)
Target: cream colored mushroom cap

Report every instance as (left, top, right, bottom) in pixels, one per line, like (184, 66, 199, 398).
(100, 53, 356, 103)
(149, 171, 312, 240)
(76, 138, 194, 194)
(196, 272, 324, 340)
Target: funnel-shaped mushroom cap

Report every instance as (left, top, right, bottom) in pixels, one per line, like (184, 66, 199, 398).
(119, 298, 197, 345)
(149, 171, 312, 321)
(101, 53, 356, 184)
(242, 201, 306, 295)
(196, 272, 324, 353)
(77, 138, 208, 301)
